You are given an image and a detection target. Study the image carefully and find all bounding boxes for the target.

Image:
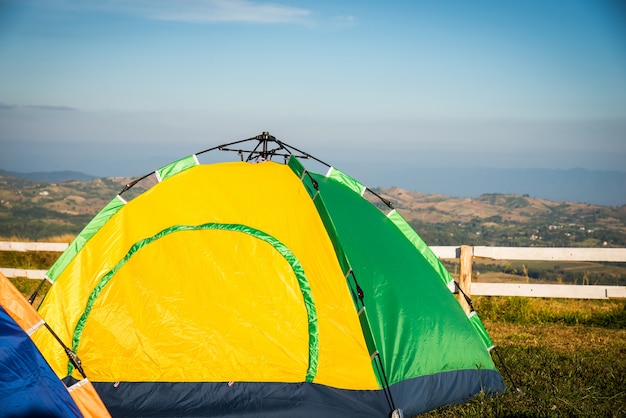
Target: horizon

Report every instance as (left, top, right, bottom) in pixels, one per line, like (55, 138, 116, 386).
(3, 162, 626, 207)
(1, 1, 625, 184)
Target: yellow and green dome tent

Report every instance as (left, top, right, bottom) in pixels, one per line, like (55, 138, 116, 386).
(32, 133, 504, 417)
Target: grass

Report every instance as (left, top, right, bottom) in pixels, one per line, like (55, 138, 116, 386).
(0, 234, 74, 242)
(477, 296, 626, 329)
(0, 250, 61, 270)
(422, 297, 626, 417)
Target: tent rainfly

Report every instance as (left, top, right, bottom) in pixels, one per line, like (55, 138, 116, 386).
(31, 133, 505, 417)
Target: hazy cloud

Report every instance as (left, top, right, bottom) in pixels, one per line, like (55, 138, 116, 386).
(329, 15, 357, 29)
(0, 102, 78, 111)
(0, 102, 17, 110)
(146, 0, 313, 24)
(49, 0, 315, 24)
(24, 104, 78, 111)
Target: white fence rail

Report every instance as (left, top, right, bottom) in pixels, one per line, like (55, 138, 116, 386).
(430, 246, 626, 262)
(470, 282, 626, 299)
(2, 242, 625, 299)
(0, 268, 48, 280)
(430, 245, 626, 304)
(0, 241, 69, 280)
(0, 241, 69, 252)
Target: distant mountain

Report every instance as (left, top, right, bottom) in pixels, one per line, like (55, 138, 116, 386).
(1, 166, 625, 206)
(354, 166, 626, 207)
(0, 169, 97, 183)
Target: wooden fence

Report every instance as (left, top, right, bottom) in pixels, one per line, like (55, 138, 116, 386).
(0, 241, 69, 280)
(430, 245, 626, 312)
(2, 242, 625, 305)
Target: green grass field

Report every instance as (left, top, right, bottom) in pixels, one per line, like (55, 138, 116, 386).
(423, 297, 626, 417)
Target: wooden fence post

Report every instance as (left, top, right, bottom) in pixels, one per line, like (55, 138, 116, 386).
(457, 245, 472, 314)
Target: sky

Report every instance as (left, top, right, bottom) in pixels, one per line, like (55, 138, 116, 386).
(1, 0, 625, 186)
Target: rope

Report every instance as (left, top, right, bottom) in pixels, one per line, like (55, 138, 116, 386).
(348, 270, 397, 413)
(375, 352, 397, 412)
(372, 352, 396, 412)
(453, 281, 521, 393)
(25, 272, 87, 379)
(454, 280, 475, 312)
(43, 322, 86, 379)
(492, 346, 522, 394)
(27, 278, 47, 305)
(348, 270, 364, 307)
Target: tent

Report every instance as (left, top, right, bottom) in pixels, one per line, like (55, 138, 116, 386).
(0, 272, 111, 417)
(32, 133, 505, 417)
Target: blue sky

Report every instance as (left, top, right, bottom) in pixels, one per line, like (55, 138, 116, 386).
(1, 0, 625, 183)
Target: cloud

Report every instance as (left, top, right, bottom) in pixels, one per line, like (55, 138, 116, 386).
(146, 0, 313, 24)
(330, 15, 357, 28)
(0, 102, 78, 111)
(52, 0, 314, 24)
(24, 104, 78, 111)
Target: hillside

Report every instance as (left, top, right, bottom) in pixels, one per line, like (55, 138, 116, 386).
(0, 169, 97, 183)
(363, 166, 626, 206)
(372, 187, 626, 247)
(1, 171, 625, 247)
(0, 174, 135, 238)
